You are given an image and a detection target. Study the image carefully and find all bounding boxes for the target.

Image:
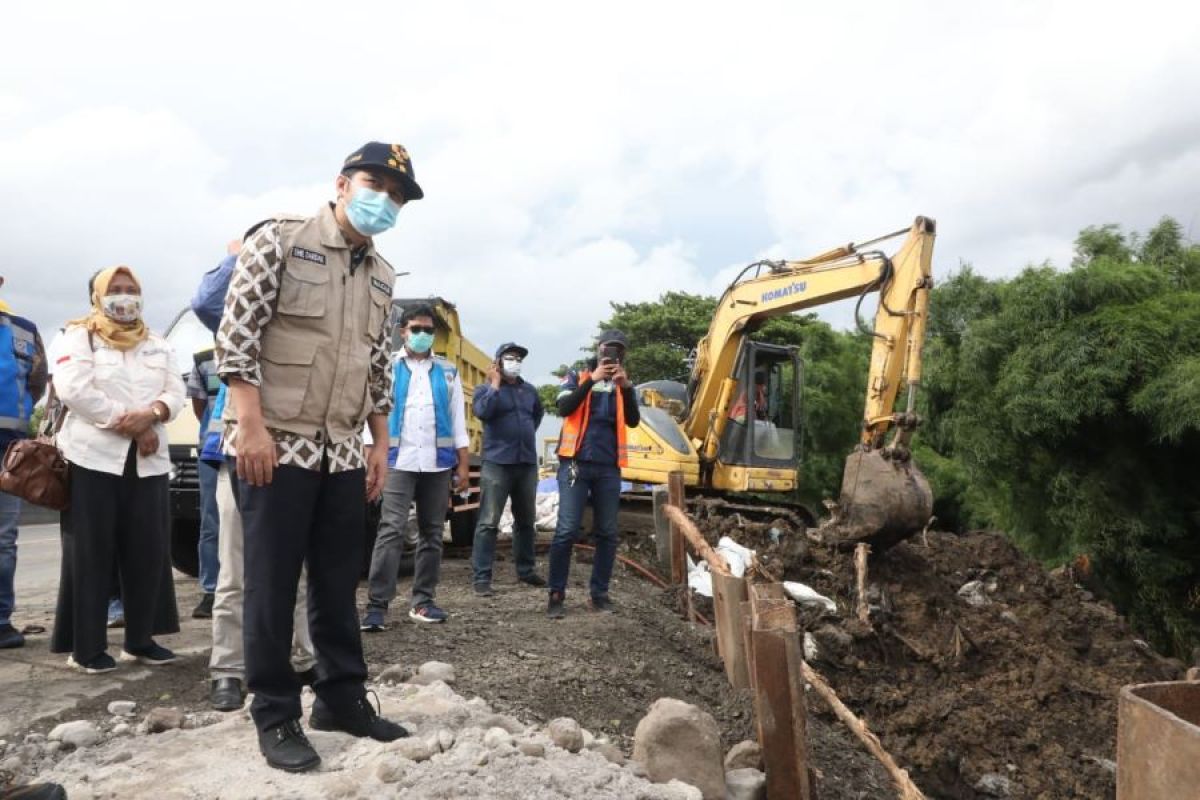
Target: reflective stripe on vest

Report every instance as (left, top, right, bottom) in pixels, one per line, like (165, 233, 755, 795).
(0, 313, 37, 433)
(556, 370, 628, 468)
(388, 356, 457, 469)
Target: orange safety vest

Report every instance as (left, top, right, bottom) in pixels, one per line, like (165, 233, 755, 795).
(556, 370, 628, 468)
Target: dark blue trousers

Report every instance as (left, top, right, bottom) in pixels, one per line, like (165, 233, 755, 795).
(547, 459, 621, 599)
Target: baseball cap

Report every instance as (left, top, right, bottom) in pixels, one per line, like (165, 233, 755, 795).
(596, 329, 628, 349)
(342, 142, 425, 202)
(494, 342, 529, 360)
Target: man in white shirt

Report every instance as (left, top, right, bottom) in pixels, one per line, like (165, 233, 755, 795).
(362, 304, 469, 629)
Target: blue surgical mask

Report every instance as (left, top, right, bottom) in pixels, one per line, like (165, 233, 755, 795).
(407, 331, 434, 353)
(345, 185, 400, 236)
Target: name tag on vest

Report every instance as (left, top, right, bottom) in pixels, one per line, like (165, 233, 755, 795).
(291, 246, 326, 265)
(371, 277, 391, 295)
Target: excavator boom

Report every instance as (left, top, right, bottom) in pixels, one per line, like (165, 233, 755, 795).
(626, 216, 936, 550)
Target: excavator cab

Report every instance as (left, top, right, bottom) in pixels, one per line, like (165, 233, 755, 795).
(711, 340, 803, 492)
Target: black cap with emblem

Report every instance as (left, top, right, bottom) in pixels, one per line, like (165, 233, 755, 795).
(342, 142, 425, 202)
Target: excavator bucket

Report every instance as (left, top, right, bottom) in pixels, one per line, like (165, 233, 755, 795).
(831, 449, 933, 551)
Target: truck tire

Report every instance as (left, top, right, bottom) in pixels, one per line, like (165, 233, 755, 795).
(449, 507, 478, 548)
(170, 517, 200, 578)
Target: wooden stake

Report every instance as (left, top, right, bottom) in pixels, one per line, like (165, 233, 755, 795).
(751, 606, 812, 800)
(855, 543, 872, 625)
(712, 571, 750, 689)
(663, 504, 731, 575)
(801, 662, 926, 800)
(741, 600, 757, 691)
(667, 472, 687, 586)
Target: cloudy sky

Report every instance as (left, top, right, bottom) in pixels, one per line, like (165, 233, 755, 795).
(2, 0, 1198, 383)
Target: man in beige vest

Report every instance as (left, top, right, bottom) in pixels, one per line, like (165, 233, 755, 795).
(215, 142, 419, 772)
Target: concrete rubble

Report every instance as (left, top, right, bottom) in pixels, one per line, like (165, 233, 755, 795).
(9, 666, 725, 799)
(723, 740, 763, 771)
(633, 698, 727, 800)
(723, 767, 767, 800)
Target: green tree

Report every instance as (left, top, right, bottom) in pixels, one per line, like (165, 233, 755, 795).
(593, 292, 717, 384)
(918, 219, 1200, 656)
(537, 384, 561, 416)
(1072, 223, 1133, 268)
(1140, 215, 1200, 290)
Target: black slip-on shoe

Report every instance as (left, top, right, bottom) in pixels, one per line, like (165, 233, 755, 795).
(309, 693, 409, 742)
(258, 719, 320, 773)
(66, 652, 117, 674)
(473, 583, 494, 597)
(210, 677, 245, 712)
(191, 592, 215, 619)
(120, 642, 177, 665)
(518, 573, 547, 588)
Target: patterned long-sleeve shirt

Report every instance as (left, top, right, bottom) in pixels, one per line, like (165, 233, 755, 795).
(215, 217, 394, 472)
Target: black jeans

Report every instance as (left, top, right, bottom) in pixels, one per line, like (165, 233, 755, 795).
(470, 461, 539, 585)
(239, 462, 367, 731)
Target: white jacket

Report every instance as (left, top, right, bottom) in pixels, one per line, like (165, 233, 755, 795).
(54, 326, 185, 477)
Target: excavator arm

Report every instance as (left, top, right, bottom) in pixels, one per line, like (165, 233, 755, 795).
(674, 216, 936, 549)
(687, 216, 936, 460)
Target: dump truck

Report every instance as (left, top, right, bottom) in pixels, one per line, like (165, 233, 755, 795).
(163, 296, 491, 576)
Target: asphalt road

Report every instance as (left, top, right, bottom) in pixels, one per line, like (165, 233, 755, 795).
(12, 522, 62, 613)
(0, 519, 211, 738)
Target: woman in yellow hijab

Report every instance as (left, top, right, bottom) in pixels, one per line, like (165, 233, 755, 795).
(51, 265, 185, 674)
(68, 266, 148, 351)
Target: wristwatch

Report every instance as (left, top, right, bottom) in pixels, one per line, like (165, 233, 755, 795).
(151, 405, 164, 422)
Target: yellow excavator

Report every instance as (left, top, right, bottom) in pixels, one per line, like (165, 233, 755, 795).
(627, 216, 936, 549)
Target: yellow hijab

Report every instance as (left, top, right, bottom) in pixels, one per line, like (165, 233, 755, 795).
(69, 266, 149, 351)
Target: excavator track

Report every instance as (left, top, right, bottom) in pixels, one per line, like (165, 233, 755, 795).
(621, 490, 816, 531)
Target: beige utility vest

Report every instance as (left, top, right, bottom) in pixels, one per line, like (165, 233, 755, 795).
(252, 204, 395, 444)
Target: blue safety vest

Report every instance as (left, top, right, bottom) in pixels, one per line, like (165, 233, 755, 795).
(0, 313, 39, 433)
(388, 355, 457, 469)
(199, 383, 227, 465)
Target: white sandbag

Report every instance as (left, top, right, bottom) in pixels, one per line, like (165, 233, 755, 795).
(782, 581, 838, 614)
(689, 569, 713, 598)
(715, 536, 755, 578)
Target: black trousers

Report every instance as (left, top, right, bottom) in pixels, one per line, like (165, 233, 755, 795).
(239, 461, 368, 731)
(52, 445, 178, 661)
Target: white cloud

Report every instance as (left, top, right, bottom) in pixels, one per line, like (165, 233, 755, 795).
(1, 0, 1198, 385)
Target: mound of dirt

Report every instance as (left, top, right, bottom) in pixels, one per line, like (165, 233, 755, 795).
(693, 514, 1186, 799)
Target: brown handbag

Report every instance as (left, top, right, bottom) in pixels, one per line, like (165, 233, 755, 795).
(0, 384, 69, 510)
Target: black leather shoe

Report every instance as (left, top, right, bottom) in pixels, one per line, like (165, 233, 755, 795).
(547, 590, 566, 620)
(257, 719, 320, 772)
(589, 594, 617, 614)
(309, 693, 409, 742)
(191, 593, 214, 619)
(0, 623, 26, 649)
(210, 677, 245, 712)
(519, 573, 547, 587)
(3, 782, 68, 799)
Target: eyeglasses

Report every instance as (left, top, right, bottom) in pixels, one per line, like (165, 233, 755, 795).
(407, 325, 435, 335)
